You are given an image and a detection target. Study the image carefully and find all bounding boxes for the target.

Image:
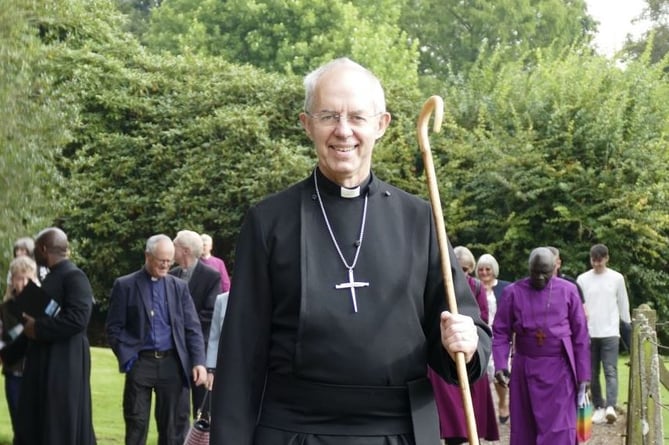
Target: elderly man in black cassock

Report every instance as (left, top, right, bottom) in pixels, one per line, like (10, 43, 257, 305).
(210, 58, 492, 445)
(17, 227, 96, 445)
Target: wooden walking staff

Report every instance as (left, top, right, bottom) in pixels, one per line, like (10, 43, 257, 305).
(417, 95, 479, 445)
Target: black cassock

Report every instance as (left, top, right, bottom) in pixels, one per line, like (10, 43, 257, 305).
(16, 259, 96, 445)
(210, 170, 491, 445)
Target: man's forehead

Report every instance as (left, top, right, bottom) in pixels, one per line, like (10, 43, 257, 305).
(530, 248, 553, 266)
(154, 241, 174, 253)
(314, 71, 376, 105)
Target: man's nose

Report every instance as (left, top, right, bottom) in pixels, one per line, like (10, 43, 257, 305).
(333, 118, 354, 135)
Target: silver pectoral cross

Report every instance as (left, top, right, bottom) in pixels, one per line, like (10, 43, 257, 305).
(335, 269, 369, 313)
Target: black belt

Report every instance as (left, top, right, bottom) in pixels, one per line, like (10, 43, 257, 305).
(139, 349, 174, 359)
(259, 373, 439, 444)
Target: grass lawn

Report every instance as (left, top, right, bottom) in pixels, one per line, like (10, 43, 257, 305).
(0, 348, 666, 444)
(0, 347, 157, 444)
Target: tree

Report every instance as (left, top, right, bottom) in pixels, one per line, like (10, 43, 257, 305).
(400, 0, 596, 86)
(57, 53, 314, 305)
(0, 1, 70, 282)
(142, 0, 420, 88)
(114, 0, 163, 37)
(11, 0, 669, 346)
(622, 0, 669, 66)
(5, 0, 424, 308)
(432, 47, 669, 335)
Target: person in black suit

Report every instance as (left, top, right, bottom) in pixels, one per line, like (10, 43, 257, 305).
(106, 234, 207, 445)
(169, 229, 221, 417)
(18, 227, 97, 445)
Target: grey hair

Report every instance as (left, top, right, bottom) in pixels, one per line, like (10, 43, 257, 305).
(174, 230, 203, 258)
(201, 233, 213, 245)
(303, 57, 386, 114)
(13, 237, 35, 257)
(529, 247, 557, 269)
(145, 234, 172, 254)
(454, 246, 476, 273)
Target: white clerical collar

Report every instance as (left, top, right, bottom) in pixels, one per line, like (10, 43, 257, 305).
(340, 186, 361, 199)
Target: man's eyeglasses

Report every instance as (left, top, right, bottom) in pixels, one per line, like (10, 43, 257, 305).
(152, 257, 173, 266)
(305, 111, 382, 128)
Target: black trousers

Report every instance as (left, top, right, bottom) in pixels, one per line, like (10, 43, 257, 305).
(190, 382, 207, 418)
(123, 353, 189, 445)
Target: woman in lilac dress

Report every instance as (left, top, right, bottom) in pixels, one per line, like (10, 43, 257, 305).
(428, 246, 499, 444)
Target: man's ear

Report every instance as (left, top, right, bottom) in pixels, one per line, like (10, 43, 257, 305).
(374, 112, 392, 140)
(299, 112, 315, 141)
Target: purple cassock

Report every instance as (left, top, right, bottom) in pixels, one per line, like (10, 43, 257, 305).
(428, 275, 499, 441)
(493, 276, 591, 445)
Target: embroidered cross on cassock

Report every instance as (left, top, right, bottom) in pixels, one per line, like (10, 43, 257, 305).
(535, 329, 546, 346)
(335, 269, 369, 313)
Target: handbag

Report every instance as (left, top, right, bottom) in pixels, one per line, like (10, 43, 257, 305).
(577, 393, 593, 443)
(184, 390, 211, 445)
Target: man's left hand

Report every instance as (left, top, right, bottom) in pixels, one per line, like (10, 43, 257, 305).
(22, 313, 36, 339)
(440, 311, 478, 363)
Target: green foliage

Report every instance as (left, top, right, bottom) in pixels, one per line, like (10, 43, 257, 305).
(400, 0, 596, 88)
(5, 0, 669, 346)
(622, 0, 669, 66)
(435, 47, 669, 328)
(53, 38, 426, 308)
(5, 0, 425, 307)
(57, 51, 314, 305)
(114, 0, 160, 37)
(0, 0, 74, 286)
(143, 0, 420, 88)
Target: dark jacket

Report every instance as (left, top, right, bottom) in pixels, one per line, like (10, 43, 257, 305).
(169, 260, 220, 343)
(106, 269, 205, 385)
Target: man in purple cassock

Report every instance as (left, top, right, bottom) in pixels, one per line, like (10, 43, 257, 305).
(493, 247, 591, 445)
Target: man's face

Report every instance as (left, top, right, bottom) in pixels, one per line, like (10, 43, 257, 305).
(590, 255, 609, 273)
(299, 67, 390, 187)
(145, 241, 174, 278)
(202, 239, 212, 256)
(529, 249, 555, 289)
(173, 241, 188, 267)
(33, 242, 48, 268)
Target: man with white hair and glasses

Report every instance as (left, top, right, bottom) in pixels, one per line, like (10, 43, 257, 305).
(210, 58, 492, 445)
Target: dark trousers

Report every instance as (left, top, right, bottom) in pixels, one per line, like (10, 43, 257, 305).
(4, 373, 21, 443)
(123, 354, 189, 445)
(190, 383, 208, 417)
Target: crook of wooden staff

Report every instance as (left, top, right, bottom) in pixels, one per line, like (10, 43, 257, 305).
(417, 95, 480, 445)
